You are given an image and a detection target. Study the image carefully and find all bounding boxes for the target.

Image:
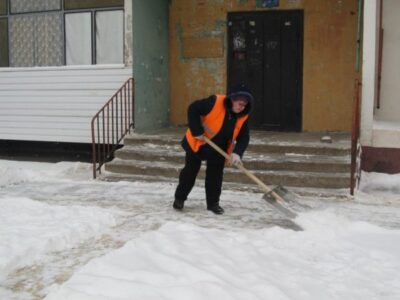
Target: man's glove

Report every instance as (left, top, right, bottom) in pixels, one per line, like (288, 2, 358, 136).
(229, 153, 242, 167)
(194, 135, 205, 141)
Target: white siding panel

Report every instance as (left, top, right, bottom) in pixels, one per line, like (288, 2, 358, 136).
(0, 65, 132, 143)
(0, 90, 115, 97)
(0, 109, 97, 117)
(0, 121, 89, 130)
(0, 75, 130, 84)
(0, 103, 101, 110)
(0, 83, 126, 90)
(0, 64, 128, 75)
(0, 96, 106, 104)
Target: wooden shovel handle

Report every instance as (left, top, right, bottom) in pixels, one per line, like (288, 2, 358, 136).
(203, 136, 230, 160)
(203, 136, 286, 204)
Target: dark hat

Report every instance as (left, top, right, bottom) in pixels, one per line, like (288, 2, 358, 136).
(227, 83, 254, 103)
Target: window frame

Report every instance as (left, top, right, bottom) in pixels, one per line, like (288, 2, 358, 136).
(64, 7, 124, 65)
(0, 0, 124, 67)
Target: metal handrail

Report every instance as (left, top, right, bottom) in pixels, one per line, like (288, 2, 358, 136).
(91, 78, 134, 179)
(350, 78, 361, 195)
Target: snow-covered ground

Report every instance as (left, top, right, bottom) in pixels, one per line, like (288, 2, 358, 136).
(0, 159, 399, 300)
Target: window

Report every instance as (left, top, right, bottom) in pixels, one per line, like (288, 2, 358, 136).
(96, 10, 123, 64)
(0, 0, 124, 67)
(65, 12, 92, 65)
(9, 12, 63, 67)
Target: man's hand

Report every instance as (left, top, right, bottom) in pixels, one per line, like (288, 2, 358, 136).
(194, 135, 205, 141)
(229, 153, 242, 167)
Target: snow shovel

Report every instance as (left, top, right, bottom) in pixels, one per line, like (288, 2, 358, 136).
(203, 136, 303, 228)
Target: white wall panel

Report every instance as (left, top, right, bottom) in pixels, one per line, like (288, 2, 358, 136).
(372, 120, 400, 148)
(0, 65, 132, 143)
(375, 0, 400, 123)
(360, 0, 378, 146)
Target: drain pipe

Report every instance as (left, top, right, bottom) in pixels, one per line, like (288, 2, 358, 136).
(351, 0, 363, 195)
(356, 0, 363, 72)
(376, 0, 383, 109)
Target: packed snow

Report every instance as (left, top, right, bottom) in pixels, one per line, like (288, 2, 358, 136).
(45, 216, 400, 300)
(0, 159, 399, 300)
(359, 171, 400, 196)
(0, 197, 118, 282)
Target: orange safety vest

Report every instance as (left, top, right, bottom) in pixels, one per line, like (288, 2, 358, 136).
(186, 95, 248, 155)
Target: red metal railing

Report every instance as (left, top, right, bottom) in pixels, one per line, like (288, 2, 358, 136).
(350, 78, 361, 195)
(91, 78, 134, 179)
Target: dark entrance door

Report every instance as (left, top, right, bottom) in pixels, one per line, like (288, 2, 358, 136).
(227, 10, 303, 131)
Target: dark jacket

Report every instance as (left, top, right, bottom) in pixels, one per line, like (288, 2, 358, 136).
(182, 95, 252, 162)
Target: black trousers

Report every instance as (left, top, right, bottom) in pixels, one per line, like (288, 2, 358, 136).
(175, 151, 225, 208)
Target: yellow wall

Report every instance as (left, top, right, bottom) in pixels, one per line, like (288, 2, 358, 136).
(169, 0, 358, 131)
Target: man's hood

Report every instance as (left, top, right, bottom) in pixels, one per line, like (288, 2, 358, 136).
(224, 93, 253, 117)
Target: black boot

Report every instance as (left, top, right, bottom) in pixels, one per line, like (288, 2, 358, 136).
(173, 198, 185, 210)
(207, 204, 224, 215)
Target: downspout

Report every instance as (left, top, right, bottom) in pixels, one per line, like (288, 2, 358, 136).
(376, 0, 383, 109)
(350, 0, 364, 195)
(355, 0, 363, 72)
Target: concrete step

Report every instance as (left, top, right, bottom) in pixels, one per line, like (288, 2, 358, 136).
(123, 134, 351, 156)
(105, 158, 350, 189)
(105, 128, 351, 190)
(115, 145, 350, 173)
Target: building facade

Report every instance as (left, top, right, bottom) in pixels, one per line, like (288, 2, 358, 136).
(360, 0, 400, 173)
(0, 0, 133, 144)
(8, 0, 392, 174)
(169, 0, 358, 132)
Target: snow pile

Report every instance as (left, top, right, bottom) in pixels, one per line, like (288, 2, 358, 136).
(359, 171, 400, 196)
(0, 197, 119, 281)
(45, 212, 400, 300)
(0, 160, 92, 186)
(1, 159, 399, 300)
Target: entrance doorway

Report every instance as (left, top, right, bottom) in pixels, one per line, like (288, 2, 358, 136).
(227, 10, 304, 131)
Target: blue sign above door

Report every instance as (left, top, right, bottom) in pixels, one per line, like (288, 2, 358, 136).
(256, 0, 279, 8)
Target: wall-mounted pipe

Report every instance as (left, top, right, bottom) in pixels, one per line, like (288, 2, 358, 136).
(356, 0, 363, 72)
(376, 0, 383, 109)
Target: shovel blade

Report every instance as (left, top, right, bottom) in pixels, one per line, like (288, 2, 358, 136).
(262, 193, 304, 231)
(263, 193, 298, 219)
(272, 186, 310, 211)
